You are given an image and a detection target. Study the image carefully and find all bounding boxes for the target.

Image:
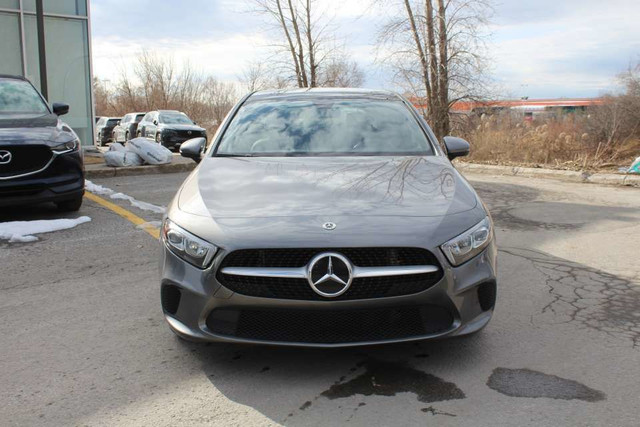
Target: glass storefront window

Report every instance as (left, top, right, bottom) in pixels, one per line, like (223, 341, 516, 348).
(0, 12, 23, 76)
(0, 1, 93, 145)
(23, 0, 87, 17)
(0, 0, 19, 10)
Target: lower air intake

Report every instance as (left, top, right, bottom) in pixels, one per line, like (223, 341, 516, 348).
(206, 305, 454, 344)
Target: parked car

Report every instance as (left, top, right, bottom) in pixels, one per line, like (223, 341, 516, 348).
(137, 110, 206, 151)
(0, 74, 84, 211)
(95, 116, 121, 146)
(113, 112, 145, 144)
(161, 88, 497, 347)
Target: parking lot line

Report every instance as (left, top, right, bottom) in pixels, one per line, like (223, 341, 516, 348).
(84, 192, 160, 239)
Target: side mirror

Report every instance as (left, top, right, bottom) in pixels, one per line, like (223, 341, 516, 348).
(117, 120, 121, 125)
(180, 137, 206, 163)
(52, 102, 69, 116)
(153, 119, 158, 125)
(443, 136, 470, 160)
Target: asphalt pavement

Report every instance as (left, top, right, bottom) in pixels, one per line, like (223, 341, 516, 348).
(1, 171, 640, 426)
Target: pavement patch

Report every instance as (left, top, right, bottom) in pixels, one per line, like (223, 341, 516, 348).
(320, 359, 465, 403)
(487, 368, 606, 402)
(84, 192, 160, 239)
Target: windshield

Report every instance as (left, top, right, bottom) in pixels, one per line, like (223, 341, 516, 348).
(0, 79, 49, 114)
(159, 112, 193, 125)
(107, 119, 119, 126)
(216, 98, 434, 156)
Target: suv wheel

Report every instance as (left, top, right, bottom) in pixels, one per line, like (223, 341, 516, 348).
(56, 196, 83, 212)
(155, 133, 161, 143)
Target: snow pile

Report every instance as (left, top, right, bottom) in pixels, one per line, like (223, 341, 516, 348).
(0, 216, 91, 243)
(85, 180, 166, 214)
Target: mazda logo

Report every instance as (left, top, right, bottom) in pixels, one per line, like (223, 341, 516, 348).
(307, 252, 353, 297)
(0, 150, 12, 165)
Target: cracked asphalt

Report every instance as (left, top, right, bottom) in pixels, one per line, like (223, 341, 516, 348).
(1, 171, 639, 426)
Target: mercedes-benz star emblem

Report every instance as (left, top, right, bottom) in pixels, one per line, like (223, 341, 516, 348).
(0, 150, 12, 165)
(322, 222, 336, 231)
(307, 252, 353, 297)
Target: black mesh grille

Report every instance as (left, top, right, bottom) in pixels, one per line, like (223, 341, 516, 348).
(217, 248, 443, 301)
(207, 305, 453, 344)
(0, 145, 52, 178)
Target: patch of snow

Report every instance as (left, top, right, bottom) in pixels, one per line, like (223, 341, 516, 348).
(0, 216, 91, 243)
(85, 180, 166, 214)
(110, 193, 166, 214)
(85, 180, 114, 196)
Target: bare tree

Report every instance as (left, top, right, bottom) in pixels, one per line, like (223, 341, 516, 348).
(250, 0, 362, 88)
(96, 53, 238, 136)
(319, 57, 365, 87)
(378, 0, 492, 139)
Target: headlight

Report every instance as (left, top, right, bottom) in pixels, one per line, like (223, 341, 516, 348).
(440, 217, 492, 266)
(161, 219, 217, 269)
(51, 139, 79, 153)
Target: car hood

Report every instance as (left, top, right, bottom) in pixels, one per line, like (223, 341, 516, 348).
(0, 113, 70, 144)
(179, 156, 478, 219)
(160, 124, 205, 132)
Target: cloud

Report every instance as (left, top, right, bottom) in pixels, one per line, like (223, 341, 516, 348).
(90, 0, 639, 98)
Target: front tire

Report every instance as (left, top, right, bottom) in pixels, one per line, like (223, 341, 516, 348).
(56, 196, 83, 212)
(155, 132, 161, 143)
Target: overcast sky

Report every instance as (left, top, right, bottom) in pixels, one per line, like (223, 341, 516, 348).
(90, 0, 640, 99)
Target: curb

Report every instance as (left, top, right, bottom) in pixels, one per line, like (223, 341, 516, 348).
(85, 162, 196, 179)
(455, 162, 640, 187)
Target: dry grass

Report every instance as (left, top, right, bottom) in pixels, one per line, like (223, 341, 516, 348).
(456, 114, 640, 172)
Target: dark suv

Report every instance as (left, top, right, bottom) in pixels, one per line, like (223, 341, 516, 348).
(137, 110, 206, 150)
(113, 112, 145, 144)
(95, 116, 121, 146)
(0, 74, 84, 211)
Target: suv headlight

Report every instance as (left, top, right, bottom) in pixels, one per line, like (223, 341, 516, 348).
(440, 217, 492, 266)
(51, 139, 79, 154)
(161, 219, 218, 268)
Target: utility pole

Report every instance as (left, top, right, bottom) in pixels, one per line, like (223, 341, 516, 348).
(36, 0, 48, 100)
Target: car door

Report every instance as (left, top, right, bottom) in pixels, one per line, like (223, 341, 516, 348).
(138, 113, 151, 137)
(114, 115, 125, 142)
(146, 112, 158, 138)
(95, 117, 106, 142)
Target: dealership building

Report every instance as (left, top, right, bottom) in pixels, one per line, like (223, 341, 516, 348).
(0, 0, 93, 146)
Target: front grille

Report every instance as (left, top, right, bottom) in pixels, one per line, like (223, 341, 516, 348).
(217, 248, 443, 301)
(175, 130, 203, 138)
(0, 145, 52, 178)
(207, 305, 453, 344)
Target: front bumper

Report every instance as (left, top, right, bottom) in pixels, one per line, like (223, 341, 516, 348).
(159, 240, 498, 347)
(0, 152, 84, 207)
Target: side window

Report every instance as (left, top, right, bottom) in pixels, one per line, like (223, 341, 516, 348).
(123, 115, 130, 124)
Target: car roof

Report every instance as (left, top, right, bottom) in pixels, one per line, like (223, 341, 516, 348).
(249, 87, 400, 101)
(156, 110, 182, 113)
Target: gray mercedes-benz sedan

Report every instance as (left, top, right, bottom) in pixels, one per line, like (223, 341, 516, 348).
(160, 88, 497, 347)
